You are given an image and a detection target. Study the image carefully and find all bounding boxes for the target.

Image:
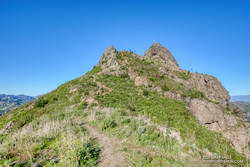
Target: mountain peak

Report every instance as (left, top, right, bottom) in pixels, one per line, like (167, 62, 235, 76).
(0, 43, 249, 166)
(99, 43, 180, 71)
(145, 43, 179, 69)
(99, 46, 118, 64)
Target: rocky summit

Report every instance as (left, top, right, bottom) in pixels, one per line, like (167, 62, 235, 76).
(0, 43, 249, 167)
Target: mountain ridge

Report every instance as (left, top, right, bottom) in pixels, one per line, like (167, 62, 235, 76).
(0, 43, 249, 166)
(0, 94, 35, 115)
(231, 95, 250, 102)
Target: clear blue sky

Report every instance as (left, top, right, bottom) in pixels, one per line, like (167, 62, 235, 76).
(0, 0, 249, 96)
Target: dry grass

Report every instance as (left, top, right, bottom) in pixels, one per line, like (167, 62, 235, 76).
(0, 105, 95, 166)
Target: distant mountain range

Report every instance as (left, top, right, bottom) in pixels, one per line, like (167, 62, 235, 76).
(231, 95, 250, 102)
(231, 95, 250, 121)
(233, 101, 250, 112)
(0, 94, 35, 115)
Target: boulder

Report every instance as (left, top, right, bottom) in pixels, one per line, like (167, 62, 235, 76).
(189, 99, 227, 131)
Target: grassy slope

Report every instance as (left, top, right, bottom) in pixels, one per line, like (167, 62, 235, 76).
(0, 52, 248, 166)
(0, 72, 100, 166)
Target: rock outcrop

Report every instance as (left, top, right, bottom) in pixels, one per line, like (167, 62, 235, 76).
(145, 43, 179, 70)
(99, 47, 121, 75)
(98, 43, 250, 157)
(224, 126, 250, 155)
(189, 73, 230, 107)
(189, 99, 228, 131)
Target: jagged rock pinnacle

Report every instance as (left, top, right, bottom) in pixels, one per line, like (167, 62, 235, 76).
(98, 46, 122, 75)
(99, 46, 118, 65)
(145, 43, 179, 69)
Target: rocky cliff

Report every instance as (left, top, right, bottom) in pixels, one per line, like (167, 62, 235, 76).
(0, 43, 249, 167)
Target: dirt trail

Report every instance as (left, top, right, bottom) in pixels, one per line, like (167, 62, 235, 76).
(85, 125, 128, 167)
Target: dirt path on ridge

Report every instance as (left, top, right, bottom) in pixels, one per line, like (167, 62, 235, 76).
(85, 125, 128, 167)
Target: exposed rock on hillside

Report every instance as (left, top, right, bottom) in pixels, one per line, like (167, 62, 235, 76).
(99, 47, 120, 75)
(190, 99, 227, 131)
(98, 43, 250, 158)
(188, 73, 230, 107)
(144, 43, 179, 70)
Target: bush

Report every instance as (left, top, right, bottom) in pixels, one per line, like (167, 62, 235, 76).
(174, 70, 191, 80)
(127, 103, 136, 112)
(161, 84, 170, 91)
(149, 77, 157, 82)
(35, 97, 49, 108)
(87, 66, 101, 75)
(143, 90, 149, 96)
(120, 73, 129, 78)
(77, 142, 101, 166)
(121, 118, 131, 124)
(77, 102, 88, 110)
(102, 119, 117, 130)
(183, 89, 205, 99)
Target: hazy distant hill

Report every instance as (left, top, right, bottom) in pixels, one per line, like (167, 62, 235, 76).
(233, 101, 250, 121)
(231, 95, 250, 121)
(0, 94, 35, 114)
(231, 95, 250, 102)
(234, 101, 250, 112)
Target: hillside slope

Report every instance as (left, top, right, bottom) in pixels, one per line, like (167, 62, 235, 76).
(0, 43, 249, 167)
(0, 94, 34, 115)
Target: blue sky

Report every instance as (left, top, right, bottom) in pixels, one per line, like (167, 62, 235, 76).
(0, 0, 249, 96)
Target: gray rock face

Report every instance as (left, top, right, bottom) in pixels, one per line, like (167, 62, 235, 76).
(144, 44, 230, 108)
(99, 47, 122, 75)
(189, 98, 250, 156)
(189, 73, 230, 107)
(224, 126, 250, 155)
(189, 99, 228, 131)
(229, 102, 248, 121)
(144, 43, 179, 70)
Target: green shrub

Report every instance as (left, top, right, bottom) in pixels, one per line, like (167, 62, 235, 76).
(120, 73, 129, 78)
(118, 109, 128, 116)
(87, 65, 101, 75)
(35, 97, 49, 108)
(118, 50, 133, 57)
(174, 70, 191, 80)
(52, 97, 58, 101)
(121, 118, 131, 124)
(161, 84, 170, 91)
(143, 90, 149, 96)
(149, 77, 157, 82)
(183, 89, 205, 99)
(77, 142, 101, 166)
(102, 119, 117, 130)
(77, 102, 88, 110)
(127, 103, 136, 112)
